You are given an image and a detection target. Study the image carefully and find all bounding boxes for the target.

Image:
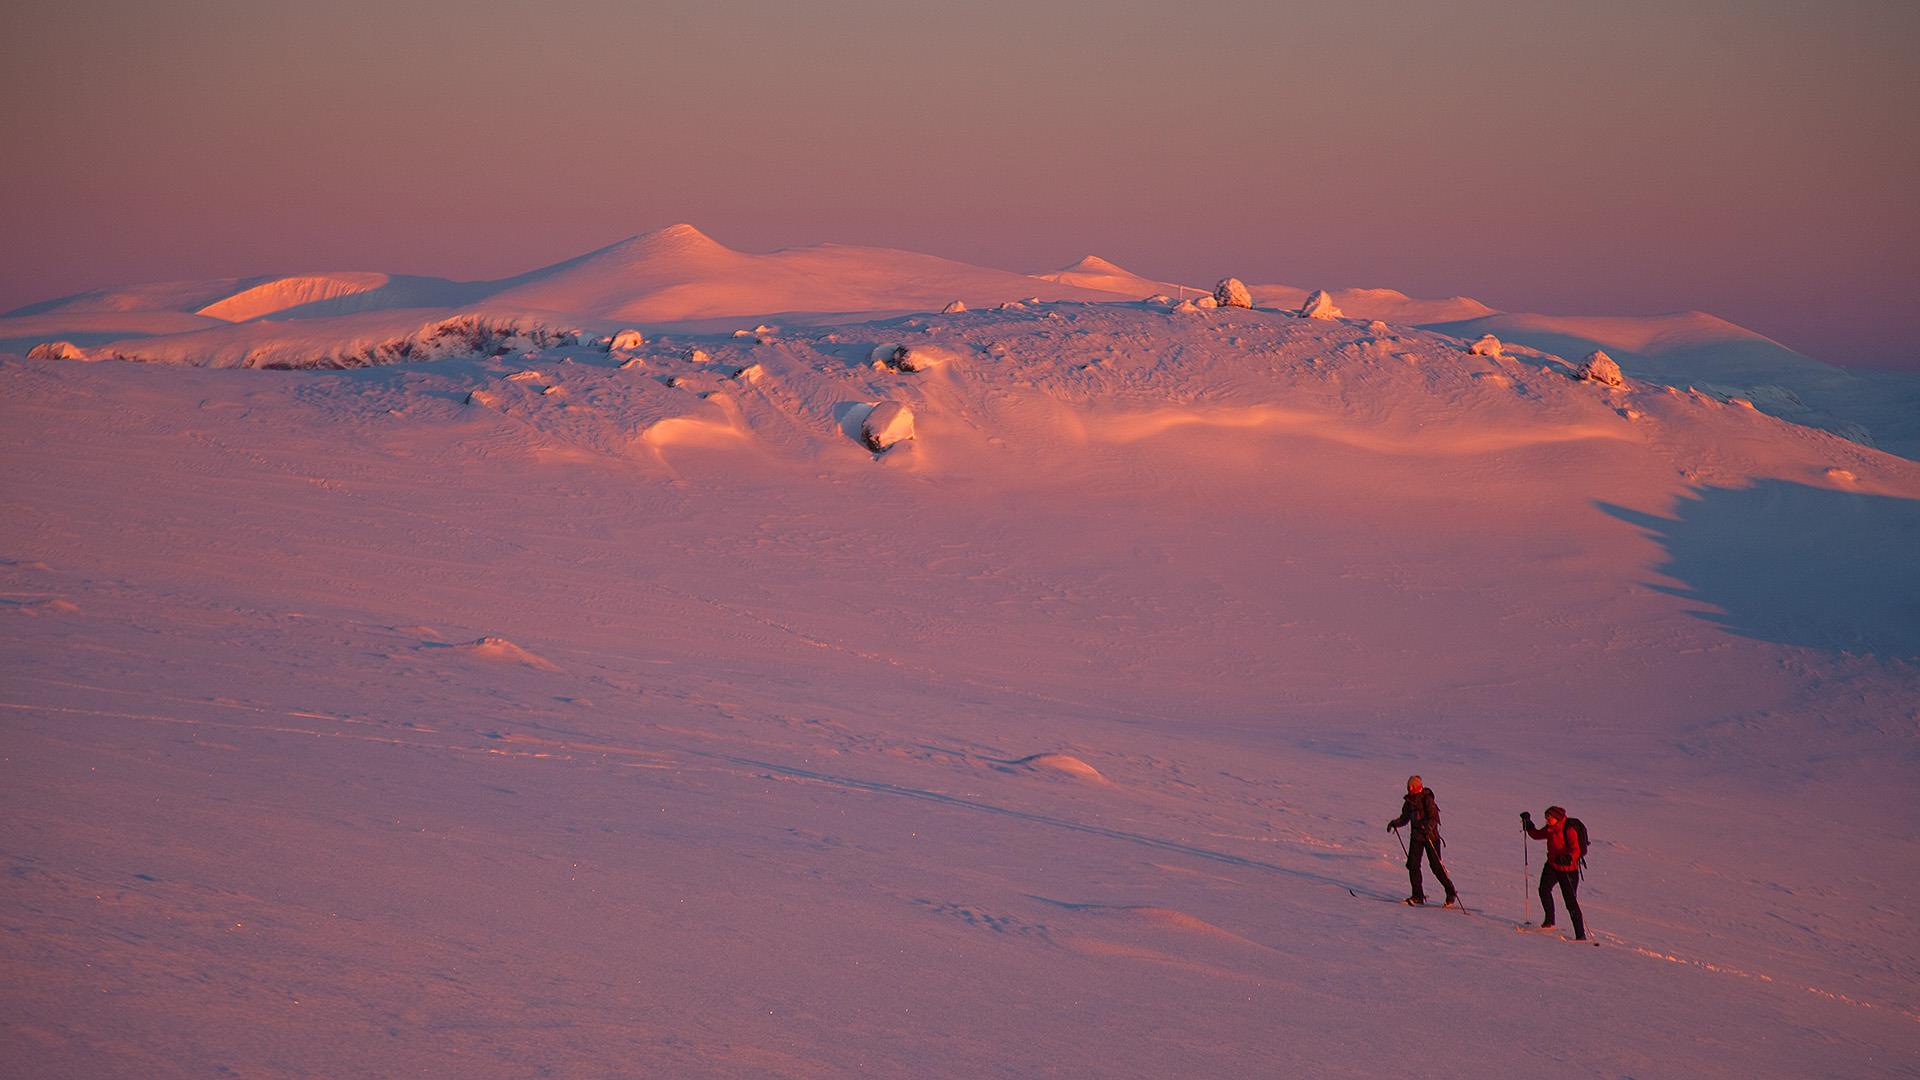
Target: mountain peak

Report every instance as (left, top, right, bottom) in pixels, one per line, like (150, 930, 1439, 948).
(632, 222, 727, 252)
(1062, 255, 1127, 275)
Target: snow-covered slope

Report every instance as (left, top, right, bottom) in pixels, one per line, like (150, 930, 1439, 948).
(2, 302, 1916, 1077)
(1426, 311, 1920, 458)
(487, 224, 1121, 320)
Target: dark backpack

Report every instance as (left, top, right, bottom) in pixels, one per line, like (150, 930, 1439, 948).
(1566, 817, 1591, 870)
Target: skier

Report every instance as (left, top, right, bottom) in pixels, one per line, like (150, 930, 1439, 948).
(1386, 775, 1457, 907)
(1522, 806, 1586, 940)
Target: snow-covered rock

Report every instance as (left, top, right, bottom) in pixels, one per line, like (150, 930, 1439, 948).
(884, 344, 954, 372)
(1171, 299, 1200, 313)
(26, 341, 86, 360)
(1468, 334, 1504, 357)
(1575, 350, 1626, 387)
(1366, 319, 1391, 336)
(1194, 295, 1218, 309)
(1213, 278, 1253, 309)
(1298, 290, 1343, 320)
(941, 300, 967, 314)
(608, 329, 645, 352)
(861, 401, 915, 451)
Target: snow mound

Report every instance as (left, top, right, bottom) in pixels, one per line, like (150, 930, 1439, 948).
(451, 636, 560, 671)
(942, 300, 967, 315)
(1171, 299, 1200, 314)
(1213, 278, 1253, 309)
(1298, 290, 1343, 320)
(1576, 350, 1627, 387)
(608, 329, 646, 352)
(1194, 295, 1218, 309)
(861, 401, 915, 451)
(195, 273, 393, 322)
(1469, 333, 1504, 357)
(1004, 753, 1107, 783)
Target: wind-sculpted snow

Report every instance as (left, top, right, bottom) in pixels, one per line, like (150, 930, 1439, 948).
(38, 313, 583, 369)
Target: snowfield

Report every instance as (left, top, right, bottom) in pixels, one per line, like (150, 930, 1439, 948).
(2, 267, 1918, 1077)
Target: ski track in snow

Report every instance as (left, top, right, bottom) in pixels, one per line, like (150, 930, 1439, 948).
(2, 688, 1914, 1028)
(3, 300, 1918, 1077)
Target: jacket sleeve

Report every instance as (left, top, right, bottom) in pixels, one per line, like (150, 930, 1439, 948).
(1388, 799, 1411, 829)
(1524, 825, 1550, 840)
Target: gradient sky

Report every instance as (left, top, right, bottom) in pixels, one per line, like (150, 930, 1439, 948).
(4, 0, 1917, 367)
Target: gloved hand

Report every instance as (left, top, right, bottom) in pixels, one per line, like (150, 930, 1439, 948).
(1520, 811, 1534, 825)
(1385, 822, 1396, 831)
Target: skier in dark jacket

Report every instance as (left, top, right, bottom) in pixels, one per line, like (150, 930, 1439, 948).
(1522, 806, 1586, 940)
(1387, 775, 1457, 907)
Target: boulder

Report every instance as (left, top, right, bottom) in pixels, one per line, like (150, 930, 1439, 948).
(26, 341, 85, 360)
(1298, 290, 1344, 320)
(861, 401, 915, 452)
(941, 300, 967, 314)
(608, 329, 645, 351)
(1213, 278, 1253, 308)
(1575, 350, 1626, 387)
(1194, 295, 1218, 309)
(1468, 334, 1504, 357)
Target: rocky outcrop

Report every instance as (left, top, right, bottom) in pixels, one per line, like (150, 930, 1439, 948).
(1575, 350, 1626, 387)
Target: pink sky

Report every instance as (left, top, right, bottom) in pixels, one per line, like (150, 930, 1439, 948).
(4, 0, 1916, 368)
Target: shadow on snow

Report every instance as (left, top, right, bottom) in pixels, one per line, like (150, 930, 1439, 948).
(1599, 480, 1920, 660)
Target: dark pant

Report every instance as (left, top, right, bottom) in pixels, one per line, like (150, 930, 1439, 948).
(1406, 834, 1455, 902)
(1539, 866, 1586, 938)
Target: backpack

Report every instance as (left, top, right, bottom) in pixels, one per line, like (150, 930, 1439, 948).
(1565, 817, 1591, 871)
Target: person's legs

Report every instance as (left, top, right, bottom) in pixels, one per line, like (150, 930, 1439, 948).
(1424, 840, 1457, 901)
(1537, 865, 1557, 927)
(1556, 870, 1586, 939)
(1405, 839, 1426, 901)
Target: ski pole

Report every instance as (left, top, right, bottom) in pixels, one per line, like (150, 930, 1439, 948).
(1392, 825, 1407, 858)
(1521, 825, 1529, 925)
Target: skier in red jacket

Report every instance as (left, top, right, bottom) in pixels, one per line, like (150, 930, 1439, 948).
(1522, 806, 1586, 940)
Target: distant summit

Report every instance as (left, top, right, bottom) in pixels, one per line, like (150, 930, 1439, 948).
(1034, 256, 1193, 298)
